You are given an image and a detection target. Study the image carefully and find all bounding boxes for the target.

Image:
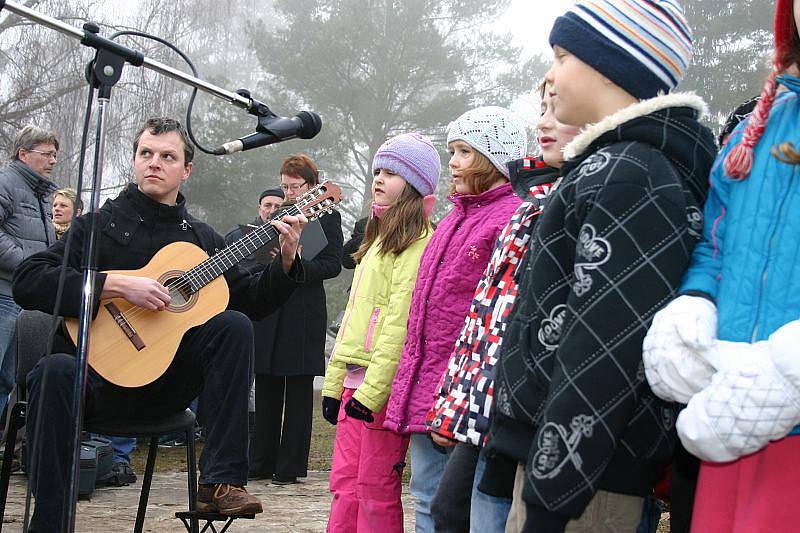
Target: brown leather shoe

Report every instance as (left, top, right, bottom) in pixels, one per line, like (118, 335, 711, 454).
(197, 483, 263, 515)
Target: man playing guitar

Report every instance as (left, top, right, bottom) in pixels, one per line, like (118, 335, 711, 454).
(12, 117, 307, 532)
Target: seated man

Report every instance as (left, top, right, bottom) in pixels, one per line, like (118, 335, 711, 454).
(12, 117, 306, 533)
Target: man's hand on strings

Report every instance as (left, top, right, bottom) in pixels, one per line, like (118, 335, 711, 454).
(103, 274, 171, 311)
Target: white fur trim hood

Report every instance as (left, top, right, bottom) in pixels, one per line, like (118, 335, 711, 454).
(563, 92, 709, 161)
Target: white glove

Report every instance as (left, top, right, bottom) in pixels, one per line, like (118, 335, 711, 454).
(643, 295, 718, 403)
(677, 337, 800, 462)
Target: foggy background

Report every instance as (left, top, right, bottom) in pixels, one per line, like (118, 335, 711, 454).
(0, 0, 775, 318)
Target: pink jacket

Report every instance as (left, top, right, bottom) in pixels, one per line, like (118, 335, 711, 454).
(384, 182, 521, 434)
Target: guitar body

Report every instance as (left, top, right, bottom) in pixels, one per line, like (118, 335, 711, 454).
(65, 241, 230, 388)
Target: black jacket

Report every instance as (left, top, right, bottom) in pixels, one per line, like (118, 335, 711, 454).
(12, 184, 303, 354)
(226, 210, 343, 376)
(487, 94, 717, 526)
(342, 216, 367, 269)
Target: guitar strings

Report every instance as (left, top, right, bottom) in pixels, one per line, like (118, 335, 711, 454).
(115, 204, 305, 324)
(107, 216, 287, 323)
(112, 190, 331, 324)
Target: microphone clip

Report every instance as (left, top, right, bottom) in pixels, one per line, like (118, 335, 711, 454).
(236, 88, 273, 119)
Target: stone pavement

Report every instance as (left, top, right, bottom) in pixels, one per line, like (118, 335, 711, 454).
(2, 471, 417, 532)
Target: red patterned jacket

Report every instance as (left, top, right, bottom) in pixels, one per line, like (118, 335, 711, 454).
(426, 159, 558, 446)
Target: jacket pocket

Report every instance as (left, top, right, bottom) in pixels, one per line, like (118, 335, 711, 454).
(364, 307, 381, 352)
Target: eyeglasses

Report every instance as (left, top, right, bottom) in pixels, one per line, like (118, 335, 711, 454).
(280, 183, 307, 192)
(27, 149, 58, 160)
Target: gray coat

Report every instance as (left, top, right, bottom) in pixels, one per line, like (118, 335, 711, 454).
(0, 160, 56, 296)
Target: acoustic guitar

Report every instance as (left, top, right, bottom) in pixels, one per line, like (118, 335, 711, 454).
(65, 182, 342, 388)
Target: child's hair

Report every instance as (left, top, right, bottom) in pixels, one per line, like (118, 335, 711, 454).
(449, 150, 505, 195)
(772, 142, 800, 164)
(353, 185, 430, 263)
(725, 0, 799, 177)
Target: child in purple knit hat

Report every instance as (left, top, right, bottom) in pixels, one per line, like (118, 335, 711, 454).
(372, 132, 441, 197)
(322, 132, 440, 533)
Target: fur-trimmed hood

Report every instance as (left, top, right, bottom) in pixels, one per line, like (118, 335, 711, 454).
(561, 92, 716, 205)
(563, 93, 708, 160)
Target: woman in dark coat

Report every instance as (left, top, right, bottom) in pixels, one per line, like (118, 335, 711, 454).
(250, 155, 343, 483)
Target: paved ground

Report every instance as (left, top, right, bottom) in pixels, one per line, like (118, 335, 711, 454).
(2, 471, 416, 532)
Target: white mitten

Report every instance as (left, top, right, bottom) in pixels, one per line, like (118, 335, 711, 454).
(643, 295, 718, 403)
(765, 320, 800, 391)
(677, 339, 800, 462)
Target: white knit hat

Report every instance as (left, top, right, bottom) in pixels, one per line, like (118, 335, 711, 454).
(446, 106, 528, 178)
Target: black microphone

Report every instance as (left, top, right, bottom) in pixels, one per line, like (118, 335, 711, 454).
(213, 111, 322, 155)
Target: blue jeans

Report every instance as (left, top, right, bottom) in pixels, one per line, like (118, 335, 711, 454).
(107, 435, 136, 464)
(0, 294, 21, 421)
(637, 495, 663, 533)
(409, 433, 452, 533)
(471, 448, 512, 533)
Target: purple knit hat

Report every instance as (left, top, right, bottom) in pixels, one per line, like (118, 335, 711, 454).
(372, 133, 441, 196)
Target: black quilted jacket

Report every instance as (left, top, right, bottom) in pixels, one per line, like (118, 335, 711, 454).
(486, 93, 717, 526)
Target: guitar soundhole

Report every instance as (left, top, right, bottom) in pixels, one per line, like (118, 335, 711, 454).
(158, 270, 199, 312)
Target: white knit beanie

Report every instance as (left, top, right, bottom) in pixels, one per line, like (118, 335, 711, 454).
(446, 106, 528, 178)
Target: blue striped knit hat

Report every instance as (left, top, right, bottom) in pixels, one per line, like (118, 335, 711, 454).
(549, 0, 692, 100)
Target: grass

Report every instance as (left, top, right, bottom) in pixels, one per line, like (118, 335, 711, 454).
(129, 394, 338, 474)
(309, 395, 338, 471)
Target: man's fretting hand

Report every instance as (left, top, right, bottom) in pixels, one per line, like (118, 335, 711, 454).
(272, 213, 307, 273)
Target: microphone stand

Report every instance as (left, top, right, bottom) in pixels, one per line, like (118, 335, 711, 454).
(0, 2, 276, 531)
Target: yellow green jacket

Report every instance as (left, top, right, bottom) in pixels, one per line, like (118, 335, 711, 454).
(322, 232, 431, 412)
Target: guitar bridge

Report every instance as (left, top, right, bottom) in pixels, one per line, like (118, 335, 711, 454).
(105, 301, 146, 351)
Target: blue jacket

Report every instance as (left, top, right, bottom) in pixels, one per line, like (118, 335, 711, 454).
(681, 77, 800, 342)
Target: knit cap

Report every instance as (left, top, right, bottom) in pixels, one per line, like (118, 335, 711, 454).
(549, 0, 693, 100)
(446, 106, 527, 178)
(372, 133, 441, 196)
(725, 0, 794, 179)
(258, 187, 285, 203)
(718, 95, 760, 148)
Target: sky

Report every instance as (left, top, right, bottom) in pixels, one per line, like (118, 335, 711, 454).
(502, 0, 575, 59)
(495, 0, 574, 128)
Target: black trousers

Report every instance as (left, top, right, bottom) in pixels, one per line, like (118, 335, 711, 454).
(249, 373, 314, 478)
(669, 440, 700, 533)
(431, 442, 480, 533)
(26, 311, 252, 533)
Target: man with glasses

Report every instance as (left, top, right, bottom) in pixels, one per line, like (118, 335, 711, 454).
(0, 125, 59, 427)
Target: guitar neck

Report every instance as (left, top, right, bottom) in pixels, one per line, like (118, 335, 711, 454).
(183, 204, 303, 293)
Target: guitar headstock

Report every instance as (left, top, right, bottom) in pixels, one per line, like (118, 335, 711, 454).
(294, 181, 342, 221)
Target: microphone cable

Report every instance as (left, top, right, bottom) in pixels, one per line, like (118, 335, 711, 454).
(108, 30, 219, 155)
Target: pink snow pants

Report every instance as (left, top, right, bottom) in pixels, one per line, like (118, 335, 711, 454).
(691, 436, 800, 532)
(327, 388, 410, 532)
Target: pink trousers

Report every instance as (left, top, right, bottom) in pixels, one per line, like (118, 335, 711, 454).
(327, 388, 410, 532)
(691, 437, 800, 533)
